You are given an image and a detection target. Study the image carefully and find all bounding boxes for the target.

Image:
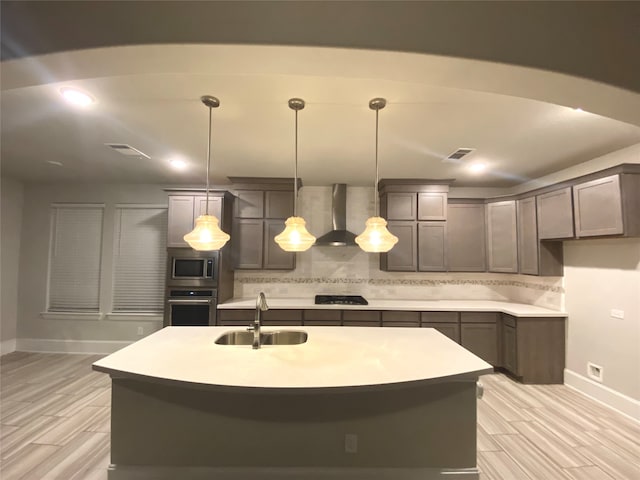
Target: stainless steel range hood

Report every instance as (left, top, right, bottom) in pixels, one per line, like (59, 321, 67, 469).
(314, 184, 358, 246)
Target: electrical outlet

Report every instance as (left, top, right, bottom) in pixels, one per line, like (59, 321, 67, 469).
(587, 362, 604, 383)
(344, 433, 358, 453)
(610, 309, 624, 319)
(137, 327, 144, 336)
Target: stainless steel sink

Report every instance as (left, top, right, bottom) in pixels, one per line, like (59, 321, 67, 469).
(215, 330, 308, 346)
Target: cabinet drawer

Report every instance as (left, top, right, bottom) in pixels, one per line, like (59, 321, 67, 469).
(460, 312, 499, 323)
(420, 311, 459, 324)
(342, 310, 381, 324)
(381, 311, 420, 327)
(262, 309, 303, 323)
(343, 321, 381, 327)
(502, 314, 517, 328)
(303, 310, 342, 325)
(217, 310, 253, 322)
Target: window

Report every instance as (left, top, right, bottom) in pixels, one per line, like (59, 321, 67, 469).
(48, 205, 104, 311)
(112, 206, 167, 312)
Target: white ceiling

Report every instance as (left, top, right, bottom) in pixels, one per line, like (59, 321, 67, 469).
(2, 6, 640, 189)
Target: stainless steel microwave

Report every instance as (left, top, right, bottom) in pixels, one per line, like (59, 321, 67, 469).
(167, 249, 218, 287)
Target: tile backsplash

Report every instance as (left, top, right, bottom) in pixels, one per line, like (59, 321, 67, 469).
(233, 186, 564, 311)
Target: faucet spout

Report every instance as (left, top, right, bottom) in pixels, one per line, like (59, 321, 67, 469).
(250, 292, 269, 349)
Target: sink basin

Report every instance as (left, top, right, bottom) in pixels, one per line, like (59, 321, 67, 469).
(215, 330, 308, 346)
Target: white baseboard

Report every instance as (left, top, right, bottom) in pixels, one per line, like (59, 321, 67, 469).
(16, 338, 132, 355)
(1, 339, 17, 356)
(564, 369, 640, 422)
(108, 465, 479, 480)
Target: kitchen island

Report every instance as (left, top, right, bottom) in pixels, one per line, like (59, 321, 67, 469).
(93, 326, 493, 480)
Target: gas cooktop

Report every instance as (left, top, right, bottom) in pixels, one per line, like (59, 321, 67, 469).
(314, 295, 369, 306)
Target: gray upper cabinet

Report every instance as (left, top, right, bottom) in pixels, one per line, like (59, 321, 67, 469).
(447, 202, 486, 272)
(384, 193, 416, 220)
(167, 192, 229, 248)
(418, 222, 447, 271)
(381, 222, 417, 271)
(537, 187, 574, 240)
(517, 197, 538, 275)
(418, 192, 447, 221)
(572, 172, 640, 238)
(231, 182, 295, 270)
(486, 200, 518, 273)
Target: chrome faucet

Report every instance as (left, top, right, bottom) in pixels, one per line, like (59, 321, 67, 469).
(248, 292, 269, 349)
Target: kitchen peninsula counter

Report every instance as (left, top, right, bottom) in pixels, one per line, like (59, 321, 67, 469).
(218, 298, 566, 317)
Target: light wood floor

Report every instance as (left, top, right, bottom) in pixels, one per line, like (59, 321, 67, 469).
(1, 352, 639, 479)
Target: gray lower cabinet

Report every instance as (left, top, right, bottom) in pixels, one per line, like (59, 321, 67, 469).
(421, 311, 460, 343)
(418, 222, 447, 271)
(486, 200, 518, 273)
(446, 202, 486, 272)
(303, 310, 341, 326)
(573, 173, 640, 238)
(537, 187, 574, 240)
(261, 309, 303, 326)
(500, 314, 565, 384)
(381, 311, 420, 327)
(460, 312, 499, 365)
(342, 310, 381, 327)
(381, 222, 417, 271)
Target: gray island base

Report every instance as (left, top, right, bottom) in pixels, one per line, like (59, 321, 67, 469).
(93, 326, 493, 480)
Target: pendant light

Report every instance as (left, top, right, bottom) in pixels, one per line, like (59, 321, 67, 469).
(183, 95, 231, 251)
(355, 98, 399, 253)
(274, 98, 316, 252)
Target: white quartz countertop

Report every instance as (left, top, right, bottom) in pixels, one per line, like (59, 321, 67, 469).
(92, 326, 493, 392)
(218, 298, 566, 318)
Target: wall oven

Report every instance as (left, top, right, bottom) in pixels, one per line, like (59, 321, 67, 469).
(167, 248, 218, 287)
(164, 288, 217, 327)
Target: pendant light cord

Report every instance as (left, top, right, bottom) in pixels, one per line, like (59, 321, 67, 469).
(294, 107, 298, 217)
(205, 105, 212, 215)
(374, 106, 379, 217)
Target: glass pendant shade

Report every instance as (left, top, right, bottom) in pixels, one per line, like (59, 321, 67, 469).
(274, 216, 316, 252)
(184, 214, 230, 251)
(355, 216, 398, 253)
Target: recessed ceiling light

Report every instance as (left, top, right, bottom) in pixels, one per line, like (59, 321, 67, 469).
(60, 87, 95, 106)
(169, 158, 188, 170)
(468, 162, 487, 174)
(47, 160, 63, 167)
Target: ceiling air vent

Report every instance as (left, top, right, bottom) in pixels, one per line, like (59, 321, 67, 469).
(444, 148, 475, 162)
(105, 144, 150, 159)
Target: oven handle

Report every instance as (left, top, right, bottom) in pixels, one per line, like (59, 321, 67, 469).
(167, 299, 212, 304)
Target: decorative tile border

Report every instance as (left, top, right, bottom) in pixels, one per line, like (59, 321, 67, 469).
(236, 276, 565, 294)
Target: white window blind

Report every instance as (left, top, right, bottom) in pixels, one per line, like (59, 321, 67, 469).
(48, 205, 104, 311)
(112, 206, 167, 312)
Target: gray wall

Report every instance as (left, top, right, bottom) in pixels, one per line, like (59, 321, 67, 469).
(16, 183, 168, 350)
(1, 176, 24, 353)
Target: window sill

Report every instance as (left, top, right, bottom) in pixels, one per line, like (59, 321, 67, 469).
(105, 313, 163, 322)
(41, 312, 103, 321)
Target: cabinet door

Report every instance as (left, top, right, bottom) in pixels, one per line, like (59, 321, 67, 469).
(167, 196, 195, 247)
(573, 174, 624, 237)
(382, 222, 417, 271)
(418, 222, 447, 271)
(263, 220, 296, 270)
(235, 190, 264, 218)
(502, 324, 517, 374)
(303, 310, 342, 326)
(422, 322, 460, 343)
(265, 191, 294, 219)
(537, 187, 574, 239)
(418, 192, 447, 220)
(486, 201, 518, 273)
(262, 309, 303, 326)
(461, 323, 498, 365)
(447, 203, 486, 272)
(342, 310, 381, 326)
(384, 193, 416, 220)
(233, 219, 264, 269)
(194, 196, 223, 220)
(517, 197, 538, 275)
